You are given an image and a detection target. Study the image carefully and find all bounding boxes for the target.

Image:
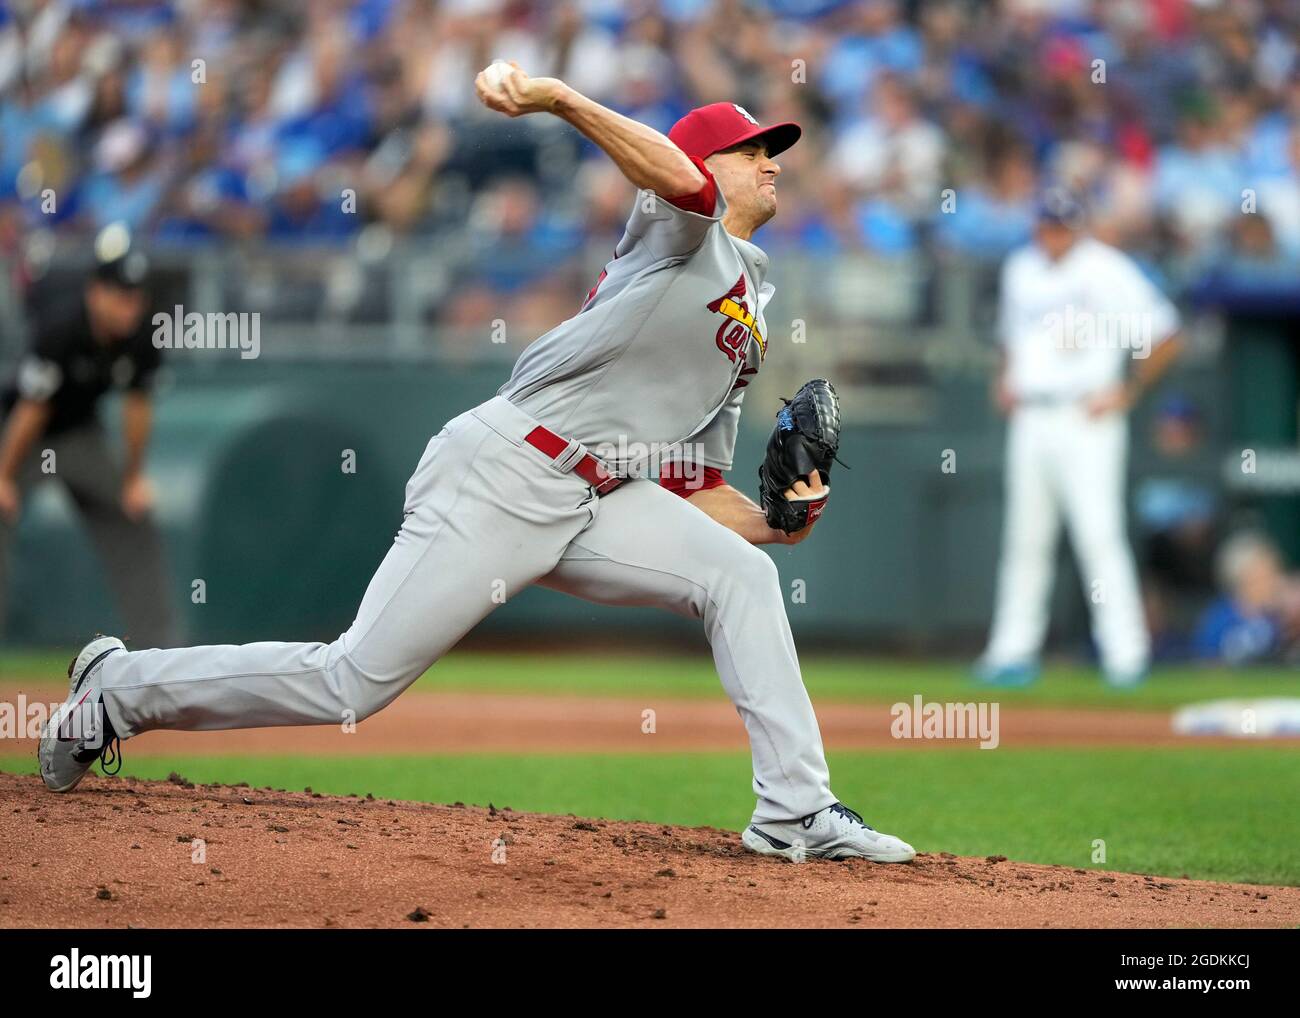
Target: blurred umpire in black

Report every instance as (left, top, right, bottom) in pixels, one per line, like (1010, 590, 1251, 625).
(0, 230, 176, 647)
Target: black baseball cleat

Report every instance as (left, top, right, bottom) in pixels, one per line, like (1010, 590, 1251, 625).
(38, 636, 126, 792)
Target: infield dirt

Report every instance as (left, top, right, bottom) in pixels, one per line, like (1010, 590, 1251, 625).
(7, 687, 1280, 755)
(1, 772, 1295, 928)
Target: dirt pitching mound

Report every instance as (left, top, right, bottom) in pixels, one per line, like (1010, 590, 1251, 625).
(0, 772, 1293, 928)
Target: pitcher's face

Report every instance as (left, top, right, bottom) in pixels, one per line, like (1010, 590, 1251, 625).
(707, 141, 781, 230)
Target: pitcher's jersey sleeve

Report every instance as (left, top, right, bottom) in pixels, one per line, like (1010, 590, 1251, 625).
(623, 156, 722, 261)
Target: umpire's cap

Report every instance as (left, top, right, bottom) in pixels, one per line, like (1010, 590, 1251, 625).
(93, 221, 149, 290)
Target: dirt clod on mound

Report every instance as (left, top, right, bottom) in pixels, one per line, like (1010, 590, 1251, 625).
(0, 772, 1296, 929)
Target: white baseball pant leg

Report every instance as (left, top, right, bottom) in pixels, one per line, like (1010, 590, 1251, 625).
(984, 404, 1149, 674)
(1057, 407, 1150, 675)
(983, 406, 1063, 668)
(97, 399, 599, 737)
(539, 479, 836, 824)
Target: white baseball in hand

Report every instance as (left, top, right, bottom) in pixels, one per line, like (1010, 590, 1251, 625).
(483, 60, 511, 91)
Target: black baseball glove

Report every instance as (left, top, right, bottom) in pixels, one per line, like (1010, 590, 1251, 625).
(758, 378, 841, 535)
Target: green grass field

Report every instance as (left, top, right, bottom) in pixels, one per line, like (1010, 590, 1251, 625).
(3, 650, 1297, 885)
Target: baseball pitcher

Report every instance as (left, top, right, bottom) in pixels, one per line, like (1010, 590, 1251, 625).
(40, 62, 915, 864)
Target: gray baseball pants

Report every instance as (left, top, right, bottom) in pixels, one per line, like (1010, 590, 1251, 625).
(96, 396, 835, 823)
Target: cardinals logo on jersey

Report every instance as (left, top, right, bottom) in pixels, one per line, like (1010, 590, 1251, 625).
(707, 274, 766, 368)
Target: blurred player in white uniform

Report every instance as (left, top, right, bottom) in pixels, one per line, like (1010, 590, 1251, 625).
(978, 190, 1182, 687)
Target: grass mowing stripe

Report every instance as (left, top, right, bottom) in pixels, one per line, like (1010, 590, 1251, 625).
(3, 746, 1294, 886)
(3, 650, 1299, 709)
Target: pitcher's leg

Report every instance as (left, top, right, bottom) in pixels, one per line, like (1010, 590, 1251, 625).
(98, 416, 595, 738)
(539, 480, 834, 823)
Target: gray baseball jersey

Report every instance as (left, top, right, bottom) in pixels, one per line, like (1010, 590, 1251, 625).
(89, 177, 838, 826)
(500, 185, 774, 473)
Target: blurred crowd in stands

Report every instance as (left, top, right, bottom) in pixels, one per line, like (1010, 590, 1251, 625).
(1, 0, 1298, 279)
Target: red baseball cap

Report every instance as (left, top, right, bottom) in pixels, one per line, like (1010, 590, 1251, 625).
(668, 102, 801, 161)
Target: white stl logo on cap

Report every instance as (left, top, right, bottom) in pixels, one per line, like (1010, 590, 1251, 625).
(732, 104, 759, 125)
